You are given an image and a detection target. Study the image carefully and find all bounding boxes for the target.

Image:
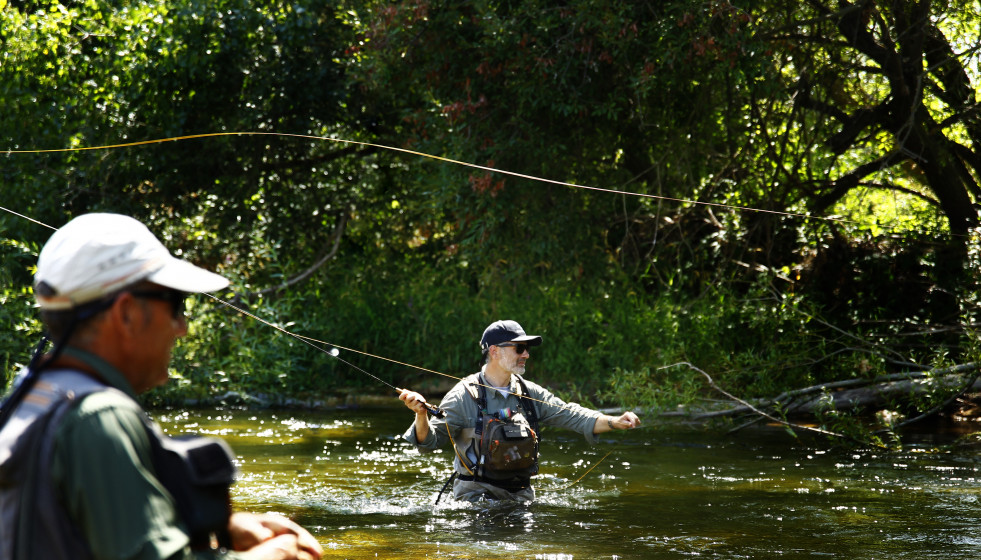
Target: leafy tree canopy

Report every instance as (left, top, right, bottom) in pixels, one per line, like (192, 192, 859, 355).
(2, 1, 980, 420)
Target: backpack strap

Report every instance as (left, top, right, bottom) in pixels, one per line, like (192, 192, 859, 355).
(513, 375, 540, 434)
(463, 374, 488, 437)
(456, 374, 485, 476)
(1, 369, 116, 560)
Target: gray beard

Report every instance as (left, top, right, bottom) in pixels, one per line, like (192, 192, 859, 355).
(498, 350, 525, 376)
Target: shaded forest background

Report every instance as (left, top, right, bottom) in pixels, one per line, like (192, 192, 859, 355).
(2, 0, 981, 443)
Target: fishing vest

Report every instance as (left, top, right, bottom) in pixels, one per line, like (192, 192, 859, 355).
(0, 363, 236, 560)
(464, 374, 540, 486)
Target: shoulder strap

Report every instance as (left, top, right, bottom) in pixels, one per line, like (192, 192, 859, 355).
(2, 369, 110, 560)
(464, 374, 488, 436)
(463, 373, 485, 405)
(513, 375, 539, 432)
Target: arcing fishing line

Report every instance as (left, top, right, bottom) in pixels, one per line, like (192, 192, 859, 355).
(2, 130, 949, 492)
(4, 131, 854, 225)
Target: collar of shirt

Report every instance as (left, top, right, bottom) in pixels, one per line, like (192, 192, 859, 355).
(478, 370, 524, 398)
(60, 346, 139, 400)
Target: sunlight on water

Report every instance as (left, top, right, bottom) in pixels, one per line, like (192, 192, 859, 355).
(154, 407, 981, 559)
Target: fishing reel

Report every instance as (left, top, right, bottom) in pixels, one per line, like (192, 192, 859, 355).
(423, 401, 446, 419)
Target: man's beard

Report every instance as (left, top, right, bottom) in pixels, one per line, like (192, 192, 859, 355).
(498, 348, 525, 376)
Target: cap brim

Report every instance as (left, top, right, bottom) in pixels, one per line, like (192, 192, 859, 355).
(147, 257, 229, 293)
(511, 334, 542, 346)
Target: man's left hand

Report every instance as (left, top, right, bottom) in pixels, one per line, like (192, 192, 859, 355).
(610, 411, 641, 430)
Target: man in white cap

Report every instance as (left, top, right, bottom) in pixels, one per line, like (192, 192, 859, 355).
(399, 319, 640, 502)
(0, 213, 322, 560)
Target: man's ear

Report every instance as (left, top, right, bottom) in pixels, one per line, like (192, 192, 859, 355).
(106, 292, 143, 336)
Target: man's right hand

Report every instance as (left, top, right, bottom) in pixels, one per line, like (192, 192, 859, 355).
(399, 388, 429, 415)
(230, 512, 322, 560)
(399, 388, 433, 442)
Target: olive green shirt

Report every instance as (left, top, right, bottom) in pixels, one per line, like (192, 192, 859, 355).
(48, 351, 245, 560)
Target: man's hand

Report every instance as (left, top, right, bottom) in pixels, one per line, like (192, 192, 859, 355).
(399, 388, 434, 442)
(609, 411, 641, 429)
(229, 512, 323, 560)
(594, 411, 642, 433)
(399, 388, 430, 415)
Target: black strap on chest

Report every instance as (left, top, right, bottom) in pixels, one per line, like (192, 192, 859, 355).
(470, 374, 540, 436)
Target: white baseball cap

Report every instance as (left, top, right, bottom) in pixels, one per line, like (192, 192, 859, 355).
(34, 213, 229, 310)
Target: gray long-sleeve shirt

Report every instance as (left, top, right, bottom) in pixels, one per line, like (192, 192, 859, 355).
(402, 370, 602, 477)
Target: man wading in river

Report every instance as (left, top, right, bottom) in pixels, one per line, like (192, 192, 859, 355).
(399, 320, 641, 502)
(0, 213, 322, 560)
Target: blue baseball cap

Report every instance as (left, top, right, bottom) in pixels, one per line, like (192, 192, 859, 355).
(480, 320, 543, 351)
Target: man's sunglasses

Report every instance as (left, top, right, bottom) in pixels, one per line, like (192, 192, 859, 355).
(129, 289, 187, 318)
(497, 342, 530, 355)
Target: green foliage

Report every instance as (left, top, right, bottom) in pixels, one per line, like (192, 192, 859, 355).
(601, 277, 830, 412)
(3, 0, 981, 451)
(353, 0, 777, 282)
(146, 259, 670, 407)
(0, 0, 379, 280)
(0, 234, 41, 388)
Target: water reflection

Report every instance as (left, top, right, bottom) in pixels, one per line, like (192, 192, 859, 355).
(154, 407, 981, 559)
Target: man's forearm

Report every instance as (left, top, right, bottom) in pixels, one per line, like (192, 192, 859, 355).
(415, 411, 430, 442)
(592, 414, 615, 434)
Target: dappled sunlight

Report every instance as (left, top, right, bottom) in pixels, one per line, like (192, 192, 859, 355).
(153, 407, 981, 559)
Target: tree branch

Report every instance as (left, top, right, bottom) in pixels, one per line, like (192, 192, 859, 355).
(876, 370, 981, 433)
(663, 361, 858, 442)
(809, 150, 912, 214)
(238, 213, 348, 301)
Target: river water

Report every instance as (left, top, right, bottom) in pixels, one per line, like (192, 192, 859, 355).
(155, 407, 981, 559)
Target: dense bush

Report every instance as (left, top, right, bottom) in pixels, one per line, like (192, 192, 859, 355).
(3, 0, 981, 446)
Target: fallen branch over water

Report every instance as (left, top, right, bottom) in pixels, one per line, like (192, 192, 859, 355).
(667, 361, 856, 441)
(660, 362, 980, 438)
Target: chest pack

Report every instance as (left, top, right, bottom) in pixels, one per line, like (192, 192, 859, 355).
(466, 375, 540, 482)
(147, 420, 236, 548)
(0, 367, 235, 559)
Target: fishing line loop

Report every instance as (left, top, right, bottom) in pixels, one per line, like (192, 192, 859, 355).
(4, 131, 853, 225)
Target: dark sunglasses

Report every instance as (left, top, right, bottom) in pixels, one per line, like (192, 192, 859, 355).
(497, 342, 529, 355)
(129, 289, 188, 318)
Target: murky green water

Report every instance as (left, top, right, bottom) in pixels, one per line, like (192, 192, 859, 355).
(155, 407, 981, 559)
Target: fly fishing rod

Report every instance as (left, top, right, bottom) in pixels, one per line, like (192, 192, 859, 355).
(322, 345, 446, 419)
(205, 294, 446, 418)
